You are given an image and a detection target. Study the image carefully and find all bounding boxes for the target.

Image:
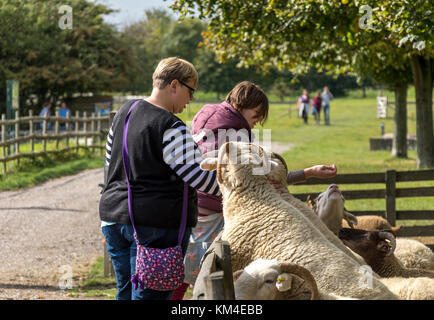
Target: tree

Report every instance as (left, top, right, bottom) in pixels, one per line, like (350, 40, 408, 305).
(0, 0, 133, 112)
(121, 8, 175, 94)
(171, 0, 433, 168)
(161, 18, 205, 62)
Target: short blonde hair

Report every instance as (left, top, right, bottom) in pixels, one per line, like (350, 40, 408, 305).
(152, 57, 198, 89)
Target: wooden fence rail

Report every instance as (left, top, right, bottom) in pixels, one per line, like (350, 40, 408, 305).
(0, 110, 110, 174)
(291, 169, 434, 248)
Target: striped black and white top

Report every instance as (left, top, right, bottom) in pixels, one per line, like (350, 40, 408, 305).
(105, 121, 220, 195)
(102, 120, 220, 227)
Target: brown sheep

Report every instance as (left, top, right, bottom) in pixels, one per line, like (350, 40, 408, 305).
(342, 215, 401, 234)
(338, 228, 434, 279)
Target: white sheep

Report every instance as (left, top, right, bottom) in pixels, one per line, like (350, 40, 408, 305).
(380, 277, 434, 300)
(200, 141, 397, 299)
(266, 152, 363, 264)
(233, 259, 357, 300)
(338, 228, 434, 279)
(393, 238, 434, 270)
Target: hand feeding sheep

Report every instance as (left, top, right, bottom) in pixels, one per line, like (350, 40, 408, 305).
(338, 228, 434, 279)
(200, 142, 397, 299)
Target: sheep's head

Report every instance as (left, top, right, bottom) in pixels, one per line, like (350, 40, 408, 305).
(308, 184, 358, 234)
(313, 184, 345, 214)
(200, 142, 279, 192)
(233, 259, 319, 300)
(338, 228, 397, 264)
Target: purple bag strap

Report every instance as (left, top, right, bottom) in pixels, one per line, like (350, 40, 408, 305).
(122, 100, 188, 246)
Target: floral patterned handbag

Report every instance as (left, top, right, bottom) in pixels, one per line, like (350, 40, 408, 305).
(122, 100, 188, 291)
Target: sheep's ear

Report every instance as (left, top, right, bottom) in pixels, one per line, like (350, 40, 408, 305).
(344, 210, 358, 227)
(200, 157, 218, 171)
(233, 270, 244, 282)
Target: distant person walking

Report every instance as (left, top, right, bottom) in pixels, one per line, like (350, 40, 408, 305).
(297, 89, 311, 124)
(321, 86, 334, 125)
(312, 91, 322, 125)
(38, 101, 52, 131)
(58, 102, 71, 131)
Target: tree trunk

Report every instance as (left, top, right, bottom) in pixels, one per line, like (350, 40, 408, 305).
(362, 86, 366, 98)
(392, 83, 408, 157)
(410, 55, 434, 168)
(217, 91, 221, 100)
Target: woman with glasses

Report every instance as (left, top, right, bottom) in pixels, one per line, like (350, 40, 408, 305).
(99, 57, 220, 300)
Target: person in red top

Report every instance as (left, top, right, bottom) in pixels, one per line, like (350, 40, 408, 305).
(170, 81, 337, 300)
(312, 91, 322, 125)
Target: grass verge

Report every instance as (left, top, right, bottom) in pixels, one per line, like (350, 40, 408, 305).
(0, 148, 104, 191)
(66, 257, 117, 299)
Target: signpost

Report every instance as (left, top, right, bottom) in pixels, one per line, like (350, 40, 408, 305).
(377, 96, 387, 119)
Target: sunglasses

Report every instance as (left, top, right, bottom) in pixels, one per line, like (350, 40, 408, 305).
(178, 79, 195, 99)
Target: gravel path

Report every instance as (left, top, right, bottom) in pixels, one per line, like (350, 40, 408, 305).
(0, 168, 105, 300)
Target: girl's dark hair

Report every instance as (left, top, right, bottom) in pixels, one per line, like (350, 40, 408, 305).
(225, 81, 269, 125)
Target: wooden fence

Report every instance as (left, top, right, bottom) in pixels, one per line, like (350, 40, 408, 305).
(192, 236, 235, 300)
(0, 110, 110, 174)
(291, 169, 434, 250)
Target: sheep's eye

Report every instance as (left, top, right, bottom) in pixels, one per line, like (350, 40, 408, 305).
(265, 279, 274, 284)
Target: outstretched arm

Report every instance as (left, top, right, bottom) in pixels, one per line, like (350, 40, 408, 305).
(286, 165, 337, 185)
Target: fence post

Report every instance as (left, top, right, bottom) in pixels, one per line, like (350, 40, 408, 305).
(42, 111, 47, 153)
(75, 111, 79, 153)
(15, 110, 20, 167)
(1, 114, 6, 174)
(97, 113, 102, 156)
(204, 271, 226, 300)
(214, 241, 235, 300)
(83, 112, 88, 149)
(29, 110, 34, 155)
(385, 170, 397, 226)
(91, 112, 95, 154)
(55, 111, 59, 150)
(66, 110, 70, 150)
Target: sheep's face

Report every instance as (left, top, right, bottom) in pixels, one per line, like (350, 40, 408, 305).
(313, 184, 345, 219)
(234, 259, 290, 300)
(338, 228, 397, 263)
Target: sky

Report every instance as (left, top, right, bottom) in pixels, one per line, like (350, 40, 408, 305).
(94, 0, 179, 28)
